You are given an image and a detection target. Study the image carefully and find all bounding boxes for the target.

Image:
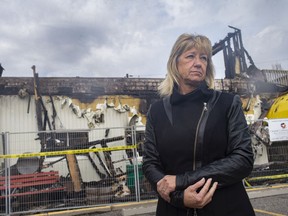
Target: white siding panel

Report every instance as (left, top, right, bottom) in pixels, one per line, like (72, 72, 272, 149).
(0, 95, 129, 133)
(1, 95, 131, 182)
(0, 95, 38, 133)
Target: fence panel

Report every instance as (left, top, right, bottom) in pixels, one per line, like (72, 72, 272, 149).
(0, 126, 157, 215)
(1, 122, 287, 215)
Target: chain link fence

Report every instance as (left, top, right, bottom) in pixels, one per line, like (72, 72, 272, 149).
(1, 122, 288, 215)
(0, 126, 156, 215)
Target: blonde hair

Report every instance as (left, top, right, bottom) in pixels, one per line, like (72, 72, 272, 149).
(158, 33, 215, 97)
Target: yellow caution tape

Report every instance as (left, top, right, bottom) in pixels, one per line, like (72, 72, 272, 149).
(246, 173, 288, 181)
(0, 145, 138, 159)
(243, 179, 252, 187)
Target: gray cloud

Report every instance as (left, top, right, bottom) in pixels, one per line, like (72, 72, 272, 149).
(0, 0, 288, 78)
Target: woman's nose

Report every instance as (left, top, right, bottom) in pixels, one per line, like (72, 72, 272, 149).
(193, 56, 202, 67)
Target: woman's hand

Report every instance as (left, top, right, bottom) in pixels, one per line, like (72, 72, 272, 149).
(157, 175, 176, 202)
(184, 178, 218, 208)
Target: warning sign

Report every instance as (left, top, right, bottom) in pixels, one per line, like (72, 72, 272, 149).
(268, 119, 288, 142)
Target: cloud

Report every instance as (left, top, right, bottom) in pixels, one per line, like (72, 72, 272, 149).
(247, 26, 288, 69)
(0, 0, 288, 78)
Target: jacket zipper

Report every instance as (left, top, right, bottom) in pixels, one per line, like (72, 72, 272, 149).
(188, 102, 208, 216)
(193, 102, 207, 170)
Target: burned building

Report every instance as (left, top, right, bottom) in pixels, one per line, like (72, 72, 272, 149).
(0, 27, 288, 214)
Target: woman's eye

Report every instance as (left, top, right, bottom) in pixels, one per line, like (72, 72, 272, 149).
(201, 56, 208, 61)
(187, 54, 195, 59)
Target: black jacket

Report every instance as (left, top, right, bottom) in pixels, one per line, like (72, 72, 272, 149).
(143, 85, 255, 216)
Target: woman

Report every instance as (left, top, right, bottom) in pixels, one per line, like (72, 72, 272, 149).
(142, 33, 255, 216)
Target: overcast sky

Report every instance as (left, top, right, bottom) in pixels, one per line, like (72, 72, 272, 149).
(0, 0, 288, 79)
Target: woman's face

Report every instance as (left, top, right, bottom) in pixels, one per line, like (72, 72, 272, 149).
(177, 47, 208, 93)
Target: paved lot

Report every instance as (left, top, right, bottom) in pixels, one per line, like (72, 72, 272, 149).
(113, 184, 288, 216)
(45, 184, 288, 216)
(129, 194, 288, 216)
(92, 192, 288, 216)
(119, 194, 288, 216)
(251, 194, 288, 216)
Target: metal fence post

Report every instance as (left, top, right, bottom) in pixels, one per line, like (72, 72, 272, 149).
(131, 126, 141, 202)
(66, 131, 69, 147)
(3, 132, 11, 215)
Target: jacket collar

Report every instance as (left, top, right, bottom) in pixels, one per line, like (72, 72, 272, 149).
(171, 81, 213, 105)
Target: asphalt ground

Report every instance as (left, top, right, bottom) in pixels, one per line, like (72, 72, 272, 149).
(248, 184, 288, 216)
(34, 184, 288, 216)
(131, 185, 288, 216)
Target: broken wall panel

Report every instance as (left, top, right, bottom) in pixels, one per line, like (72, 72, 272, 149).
(0, 92, 134, 180)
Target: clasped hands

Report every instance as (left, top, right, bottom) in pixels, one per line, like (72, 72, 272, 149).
(157, 175, 218, 209)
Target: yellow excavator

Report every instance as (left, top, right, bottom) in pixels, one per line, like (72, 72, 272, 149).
(266, 93, 288, 118)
